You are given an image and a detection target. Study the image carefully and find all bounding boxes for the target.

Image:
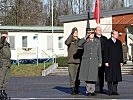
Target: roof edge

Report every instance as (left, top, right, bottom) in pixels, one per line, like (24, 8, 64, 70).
(59, 7, 133, 23)
(0, 26, 63, 31)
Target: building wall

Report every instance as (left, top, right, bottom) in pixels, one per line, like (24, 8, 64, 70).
(63, 17, 112, 56)
(112, 14, 133, 57)
(8, 32, 64, 60)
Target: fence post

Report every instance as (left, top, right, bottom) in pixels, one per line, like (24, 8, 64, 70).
(43, 62, 46, 76)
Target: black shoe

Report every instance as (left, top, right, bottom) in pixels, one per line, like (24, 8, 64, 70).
(91, 92, 96, 96)
(112, 92, 119, 95)
(86, 92, 91, 96)
(75, 87, 80, 95)
(99, 89, 103, 93)
(100, 91, 106, 94)
(71, 87, 76, 95)
(75, 90, 80, 95)
(108, 92, 113, 96)
(71, 92, 76, 95)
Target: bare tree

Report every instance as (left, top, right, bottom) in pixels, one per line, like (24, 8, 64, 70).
(0, 0, 43, 25)
(0, 0, 125, 26)
(0, 0, 13, 25)
(101, 0, 124, 10)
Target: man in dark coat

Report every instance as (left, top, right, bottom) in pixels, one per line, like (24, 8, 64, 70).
(65, 27, 83, 95)
(104, 30, 123, 95)
(95, 26, 107, 93)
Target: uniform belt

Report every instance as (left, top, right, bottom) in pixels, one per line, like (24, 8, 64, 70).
(1, 58, 10, 60)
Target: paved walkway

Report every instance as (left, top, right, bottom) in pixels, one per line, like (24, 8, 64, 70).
(6, 75, 133, 100)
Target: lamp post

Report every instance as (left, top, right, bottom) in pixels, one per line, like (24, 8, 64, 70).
(52, 0, 53, 34)
(52, 0, 54, 63)
(33, 34, 39, 66)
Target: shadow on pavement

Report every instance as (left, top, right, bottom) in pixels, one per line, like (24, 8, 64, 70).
(53, 86, 87, 95)
(53, 86, 71, 94)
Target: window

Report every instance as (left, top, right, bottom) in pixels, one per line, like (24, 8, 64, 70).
(47, 36, 53, 50)
(22, 36, 27, 47)
(58, 37, 63, 49)
(9, 36, 15, 49)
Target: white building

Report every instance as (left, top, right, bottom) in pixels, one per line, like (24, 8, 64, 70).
(59, 6, 133, 57)
(0, 26, 64, 62)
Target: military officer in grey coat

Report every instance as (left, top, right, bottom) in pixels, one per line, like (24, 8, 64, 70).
(78, 29, 102, 96)
(0, 31, 11, 99)
(65, 27, 83, 95)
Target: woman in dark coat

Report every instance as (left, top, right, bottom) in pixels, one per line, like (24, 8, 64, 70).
(78, 29, 102, 96)
(104, 30, 123, 95)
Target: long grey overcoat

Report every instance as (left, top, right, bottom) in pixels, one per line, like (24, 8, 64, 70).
(78, 38, 102, 82)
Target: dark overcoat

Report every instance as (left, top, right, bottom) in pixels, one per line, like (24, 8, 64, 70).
(95, 35, 107, 63)
(78, 38, 102, 82)
(104, 38, 123, 82)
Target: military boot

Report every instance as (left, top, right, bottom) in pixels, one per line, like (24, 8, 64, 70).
(1, 90, 8, 99)
(71, 87, 76, 95)
(75, 80, 80, 94)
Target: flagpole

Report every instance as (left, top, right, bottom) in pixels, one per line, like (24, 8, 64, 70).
(52, 0, 54, 63)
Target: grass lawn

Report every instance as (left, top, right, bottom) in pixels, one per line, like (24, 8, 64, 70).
(10, 63, 52, 77)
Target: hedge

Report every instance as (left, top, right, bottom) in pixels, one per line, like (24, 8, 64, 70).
(56, 57, 68, 67)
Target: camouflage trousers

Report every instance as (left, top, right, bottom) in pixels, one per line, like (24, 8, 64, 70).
(0, 67, 10, 90)
(68, 64, 80, 87)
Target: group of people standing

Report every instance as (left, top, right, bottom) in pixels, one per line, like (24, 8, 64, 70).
(65, 26, 123, 96)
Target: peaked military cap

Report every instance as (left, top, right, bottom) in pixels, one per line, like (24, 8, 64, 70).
(86, 28, 95, 35)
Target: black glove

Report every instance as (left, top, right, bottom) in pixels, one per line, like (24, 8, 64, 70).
(7, 42, 10, 48)
(84, 34, 89, 40)
(0, 36, 6, 44)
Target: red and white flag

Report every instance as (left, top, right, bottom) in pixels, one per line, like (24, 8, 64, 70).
(94, 0, 101, 24)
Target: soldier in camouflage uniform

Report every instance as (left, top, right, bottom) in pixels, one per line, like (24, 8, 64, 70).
(0, 31, 11, 99)
(65, 27, 83, 95)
